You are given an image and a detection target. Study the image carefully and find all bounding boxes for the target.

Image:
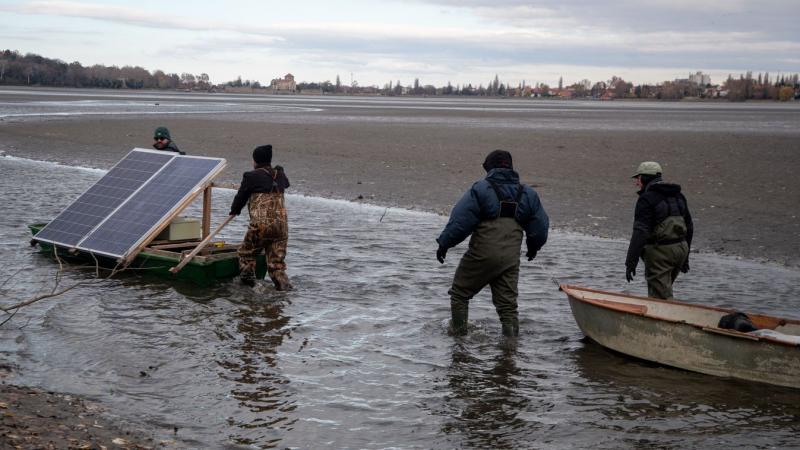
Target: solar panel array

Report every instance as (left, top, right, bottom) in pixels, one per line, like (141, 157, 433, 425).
(34, 148, 225, 260)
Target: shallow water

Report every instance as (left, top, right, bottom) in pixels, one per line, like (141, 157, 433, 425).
(2, 155, 800, 449)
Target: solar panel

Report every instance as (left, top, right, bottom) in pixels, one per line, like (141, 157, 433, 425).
(79, 156, 225, 258)
(33, 149, 174, 247)
(34, 148, 226, 261)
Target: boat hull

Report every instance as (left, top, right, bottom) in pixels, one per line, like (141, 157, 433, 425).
(563, 285, 800, 389)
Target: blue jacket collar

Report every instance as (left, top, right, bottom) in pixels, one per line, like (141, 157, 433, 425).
(486, 168, 520, 184)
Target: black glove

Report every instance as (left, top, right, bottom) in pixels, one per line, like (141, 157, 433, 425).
(681, 259, 690, 273)
(436, 246, 447, 264)
(625, 266, 636, 282)
(526, 249, 537, 261)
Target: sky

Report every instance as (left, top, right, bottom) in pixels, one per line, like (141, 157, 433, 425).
(1, 0, 798, 88)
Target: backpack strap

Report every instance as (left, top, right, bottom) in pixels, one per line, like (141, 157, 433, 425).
(487, 180, 524, 202)
(259, 167, 278, 192)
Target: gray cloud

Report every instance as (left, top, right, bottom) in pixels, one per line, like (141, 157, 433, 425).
(417, 0, 799, 37)
(2, 0, 797, 85)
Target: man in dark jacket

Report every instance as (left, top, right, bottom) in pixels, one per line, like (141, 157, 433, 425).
(436, 150, 549, 337)
(152, 126, 185, 155)
(229, 145, 292, 290)
(625, 161, 693, 299)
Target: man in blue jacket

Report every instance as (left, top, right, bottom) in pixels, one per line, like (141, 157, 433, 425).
(436, 150, 549, 337)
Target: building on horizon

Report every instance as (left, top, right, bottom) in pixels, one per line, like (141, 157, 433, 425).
(688, 71, 711, 86)
(271, 73, 296, 94)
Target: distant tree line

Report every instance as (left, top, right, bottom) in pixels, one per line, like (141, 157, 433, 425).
(723, 72, 799, 101)
(0, 49, 213, 90)
(2, 49, 798, 101)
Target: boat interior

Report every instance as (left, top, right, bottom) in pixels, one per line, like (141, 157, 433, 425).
(562, 285, 800, 340)
(143, 238, 242, 262)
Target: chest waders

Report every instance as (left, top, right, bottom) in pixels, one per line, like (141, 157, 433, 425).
(448, 182, 525, 337)
(643, 196, 688, 299)
(239, 167, 292, 290)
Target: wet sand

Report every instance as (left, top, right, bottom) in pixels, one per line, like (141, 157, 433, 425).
(2, 107, 798, 266)
(0, 382, 155, 448)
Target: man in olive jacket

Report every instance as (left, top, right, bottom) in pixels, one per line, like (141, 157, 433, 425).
(625, 161, 693, 299)
(436, 150, 549, 337)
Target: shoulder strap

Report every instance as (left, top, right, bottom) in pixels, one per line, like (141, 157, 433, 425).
(487, 180, 523, 203)
(258, 167, 278, 192)
(487, 180, 507, 202)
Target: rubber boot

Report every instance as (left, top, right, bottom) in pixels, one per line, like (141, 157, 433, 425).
(240, 269, 256, 287)
(501, 318, 519, 337)
(450, 307, 469, 336)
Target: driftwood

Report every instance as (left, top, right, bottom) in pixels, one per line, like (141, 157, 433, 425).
(0, 248, 125, 326)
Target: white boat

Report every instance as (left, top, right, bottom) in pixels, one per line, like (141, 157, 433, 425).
(561, 285, 800, 389)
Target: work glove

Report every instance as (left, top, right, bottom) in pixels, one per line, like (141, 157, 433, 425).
(625, 266, 636, 282)
(681, 258, 690, 273)
(526, 249, 537, 261)
(436, 246, 447, 264)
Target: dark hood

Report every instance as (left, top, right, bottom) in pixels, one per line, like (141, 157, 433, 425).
(644, 180, 682, 196)
(486, 167, 520, 184)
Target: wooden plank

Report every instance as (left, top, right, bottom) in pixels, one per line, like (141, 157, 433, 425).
(149, 241, 203, 250)
(578, 295, 648, 315)
(170, 215, 235, 273)
(202, 186, 211, 238)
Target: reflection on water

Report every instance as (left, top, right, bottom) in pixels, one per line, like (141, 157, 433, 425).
(440, 344, 535, 449)
(217, 297, 296, 447)
(2, 155, 800, 448)
(568, 339, 800, 448)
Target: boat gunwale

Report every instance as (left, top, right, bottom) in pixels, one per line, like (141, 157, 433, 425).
(561, 284, 800, 348)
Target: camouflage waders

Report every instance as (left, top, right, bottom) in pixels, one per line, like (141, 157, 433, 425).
(239, 192, 292, 290)
(642, 241, 688, 299)
(449, 217, 523, 336)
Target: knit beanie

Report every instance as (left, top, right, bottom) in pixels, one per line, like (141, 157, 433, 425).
(253, 145, 273, 165)
(153, 126, 171, 140)
(482, 149, 513, 172)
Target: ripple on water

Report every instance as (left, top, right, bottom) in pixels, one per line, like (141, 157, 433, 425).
(1, 156, 800, 448)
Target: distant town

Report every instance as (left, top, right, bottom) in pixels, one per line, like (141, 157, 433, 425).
(1, 49, 798, 102)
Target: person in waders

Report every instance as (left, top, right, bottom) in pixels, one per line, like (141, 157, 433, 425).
(436, 150, 549, 337)
(625, 161, 693, 299)
(229, 145, 292, 290)
(152, 126, 185, 155)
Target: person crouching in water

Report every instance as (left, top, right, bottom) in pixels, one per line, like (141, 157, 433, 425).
(229, 145, 292, 290)
(436, 150, 549, 337)
(152, 126, 185, 155)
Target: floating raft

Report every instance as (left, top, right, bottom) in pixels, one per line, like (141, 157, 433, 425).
(29, 223, 266, 286)
(28, 148, 265, 286)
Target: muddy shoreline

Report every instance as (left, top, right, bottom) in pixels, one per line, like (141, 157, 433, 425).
(2, 111, 798, 267)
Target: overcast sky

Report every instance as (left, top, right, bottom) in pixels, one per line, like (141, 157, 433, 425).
(1, 0, 798, 87)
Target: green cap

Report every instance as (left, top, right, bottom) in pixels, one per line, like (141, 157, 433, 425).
(154, 126, 171, 140)
(633, 161, 662, 178)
